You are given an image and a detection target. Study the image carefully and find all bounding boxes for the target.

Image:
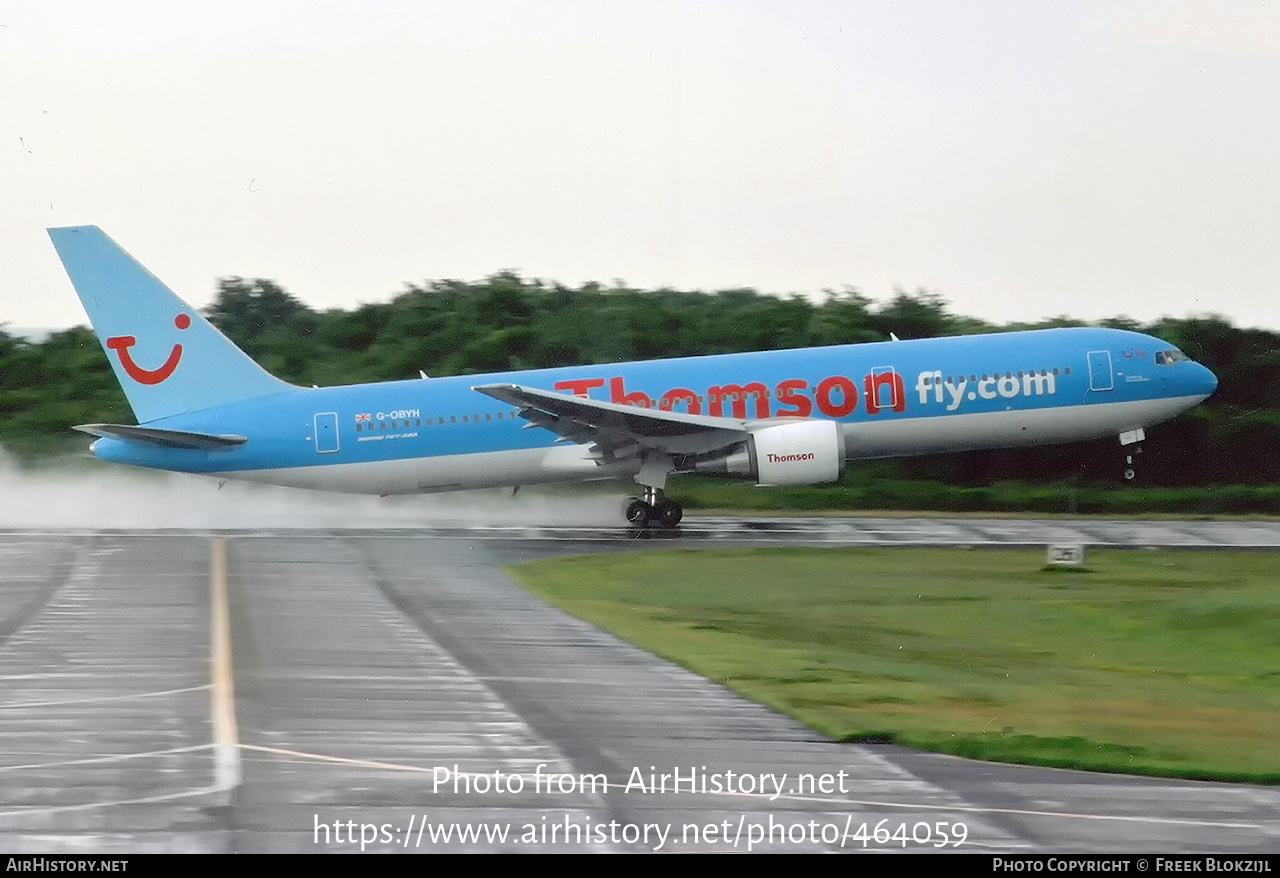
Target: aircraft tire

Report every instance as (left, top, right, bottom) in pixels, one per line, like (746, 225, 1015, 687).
(625, 499, 652, 526)
(653, 499, 683, 528)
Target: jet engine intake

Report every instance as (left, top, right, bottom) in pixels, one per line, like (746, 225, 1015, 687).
(685, 420, 844, 486)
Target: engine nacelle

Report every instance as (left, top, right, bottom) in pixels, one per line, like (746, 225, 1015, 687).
(687, 420, 845, 486)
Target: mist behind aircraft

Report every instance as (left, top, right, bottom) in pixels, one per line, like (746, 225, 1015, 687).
(0, 448, 624, 530)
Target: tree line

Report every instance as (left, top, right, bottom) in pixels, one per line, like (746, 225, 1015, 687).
(1, 274, 1275, 491)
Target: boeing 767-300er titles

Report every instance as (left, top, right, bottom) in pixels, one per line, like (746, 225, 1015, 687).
(48, 226, 1218, 527)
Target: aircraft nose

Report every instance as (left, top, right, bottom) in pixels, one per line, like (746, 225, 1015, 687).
(1189, 362, 1218, 399)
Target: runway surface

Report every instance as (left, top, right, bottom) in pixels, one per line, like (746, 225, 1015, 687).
(1, 518, 1279, 853)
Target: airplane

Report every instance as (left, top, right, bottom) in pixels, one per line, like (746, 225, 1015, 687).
(47, 225, 1218, 527)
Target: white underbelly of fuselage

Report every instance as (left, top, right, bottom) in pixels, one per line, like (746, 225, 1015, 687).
(842, 395, 1196, 458)
(214, 443, 640, 495)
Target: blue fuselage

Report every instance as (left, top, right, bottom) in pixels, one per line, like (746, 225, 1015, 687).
(89, 326, 1217, 494)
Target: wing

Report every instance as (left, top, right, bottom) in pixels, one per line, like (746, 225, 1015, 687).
(472, 383, 749, 460)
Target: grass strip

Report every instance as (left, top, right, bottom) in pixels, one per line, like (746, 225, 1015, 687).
(509, 547, 1280, 782)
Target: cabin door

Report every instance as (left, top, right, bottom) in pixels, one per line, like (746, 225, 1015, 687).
(1087, 351, 1114, 392)
(314, 412, 340, 453)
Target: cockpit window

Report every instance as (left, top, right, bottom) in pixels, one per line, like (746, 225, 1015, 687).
(1155, 349, 1187, 365)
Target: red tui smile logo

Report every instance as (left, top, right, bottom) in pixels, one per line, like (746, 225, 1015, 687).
(106, 313, 191, 385)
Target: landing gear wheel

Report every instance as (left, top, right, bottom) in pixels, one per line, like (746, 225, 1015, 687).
(625, 499, 652, 526)
(653, 499, 683, 528)
(1123, 444, 1142, 482)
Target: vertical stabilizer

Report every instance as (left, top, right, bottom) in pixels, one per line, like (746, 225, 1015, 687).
(48, 226, 294, 423)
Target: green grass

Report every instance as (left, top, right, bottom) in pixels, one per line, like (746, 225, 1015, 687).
(508, 548, 1280, 782)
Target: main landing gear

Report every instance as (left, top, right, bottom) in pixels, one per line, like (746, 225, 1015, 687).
(625, 485, 683, 529)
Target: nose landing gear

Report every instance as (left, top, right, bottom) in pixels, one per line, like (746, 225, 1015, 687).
(1123, 447, 1141, 481)
(1119, 428, 1145, 481)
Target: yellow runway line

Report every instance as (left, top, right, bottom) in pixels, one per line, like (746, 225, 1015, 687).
(210, 537, 242, 796)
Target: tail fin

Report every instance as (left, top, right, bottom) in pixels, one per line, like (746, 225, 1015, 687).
(48, 226, 294, 424)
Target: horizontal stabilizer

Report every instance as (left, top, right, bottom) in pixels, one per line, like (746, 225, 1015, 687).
(74, 423, 248, 451)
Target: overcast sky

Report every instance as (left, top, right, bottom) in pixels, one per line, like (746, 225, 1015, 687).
(4, 1, 1279, 334)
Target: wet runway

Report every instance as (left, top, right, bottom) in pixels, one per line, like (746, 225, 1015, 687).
(1, 519, 1279, 853)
